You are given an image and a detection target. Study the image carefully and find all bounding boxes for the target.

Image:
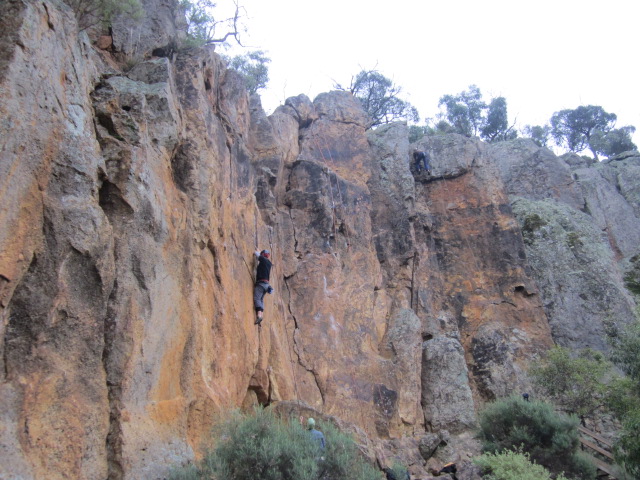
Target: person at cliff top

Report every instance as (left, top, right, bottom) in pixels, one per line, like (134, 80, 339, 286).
(413, 149, 431, 174)
(253, 249, 273, 325)
(307, 418, 326, 451)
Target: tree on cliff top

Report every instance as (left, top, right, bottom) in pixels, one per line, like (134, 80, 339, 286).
(589, 126, 637, 158)
(522, 124, 551, 148)
(550, 105, 617, 160)
(438, 84, 486, 137)
(223, 50, 270, 95)
(335, 69, 419, 129)
(180, 0, 246, 47)
(437, 85, 516, 142)
(64, 0, 142, 30)
(481, 96, 517, 143)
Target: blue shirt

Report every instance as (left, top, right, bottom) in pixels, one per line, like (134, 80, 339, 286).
(309, 428, 325, 449)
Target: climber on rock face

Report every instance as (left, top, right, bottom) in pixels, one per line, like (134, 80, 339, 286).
(253, 249, 273, 325)
(438, 462, 458, 480)
(413, 149, 431, 174)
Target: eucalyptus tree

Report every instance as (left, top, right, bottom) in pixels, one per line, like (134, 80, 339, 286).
(550, 105, 617, 160)
(336, 69, 419, 129)
(224, 50, 270, 95)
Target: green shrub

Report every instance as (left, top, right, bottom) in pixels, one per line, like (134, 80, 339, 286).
(63, 0, 142, 30)
(614, 407, 640, 478)
(529, 346, 611, 422)
(477, 396, 596, 479)
(168, 407, 382, 480)
(474, 449, 569, 480)
(316, 421, 381, 480)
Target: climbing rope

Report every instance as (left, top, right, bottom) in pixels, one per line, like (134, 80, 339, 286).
(258, 221, 303, 406)
(312, 134, 354, 251)
(312, 136, 340, 243)
(320, 136, 352, 251)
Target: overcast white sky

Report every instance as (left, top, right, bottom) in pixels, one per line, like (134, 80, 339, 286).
(221, 0, 640, 147)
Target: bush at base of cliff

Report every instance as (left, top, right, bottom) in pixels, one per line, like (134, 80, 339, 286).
(529, 346, 611, 423)
(477, 396, 596, 479)
(168, 407, 382, 480)
(609, 314, 640, 478)
(474, 449, 569, 480)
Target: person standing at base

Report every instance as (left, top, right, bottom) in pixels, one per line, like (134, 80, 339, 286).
(253, 249, 273, 325)
(306, 418, 326, 451)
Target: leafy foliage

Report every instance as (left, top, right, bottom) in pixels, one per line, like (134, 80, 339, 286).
(522, 125, 551, 148)
(615, 407, 640, 479)
(223, 50, 270, 95)
(408, 125, 429, 143)
(589, 126, 637, 158)
(168, 408, 382, 480)
(610, 316, 640, 384)
(481, 97, 517, 143)
(529, 346, 611, 422)
(607, 315, 640, 477)
(437, 85, 517, 143)
(336, 70, 419, 129)
(474, 449, 569, 480)
(477, 396, 596, 479)
(318, 421, 382, 480)
(179, 0, 245, 47)
(63, 0, 142, 30)
(550, 105, 617, 159)
(438, 84, 486, 137)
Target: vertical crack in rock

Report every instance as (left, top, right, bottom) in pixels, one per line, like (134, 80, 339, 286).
(410, 252, 418, 311)
(206, 239, 222, 284)
(285, 203, 300, 256)
(283, 276, 325, 405)
(102, 279, 124, 480)
(97, 180, 128, 480)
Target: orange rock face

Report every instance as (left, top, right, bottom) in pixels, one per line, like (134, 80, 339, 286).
(0, 2, 560, 479)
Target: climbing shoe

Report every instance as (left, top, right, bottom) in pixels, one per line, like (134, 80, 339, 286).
(255, 317, 263, 325)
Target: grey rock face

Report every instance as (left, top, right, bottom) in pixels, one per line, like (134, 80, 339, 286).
(490, 141, 640, 351)
(367, 123, 416, 278)
(572, 163, 640, 259)
(276, 94, 318, 127)
(560, 152, 597, 169)
(488, 139, 584, 210)
(111, 0, 186, 57)
(421, 336, 476, 433)
(511, 197, 636, 351)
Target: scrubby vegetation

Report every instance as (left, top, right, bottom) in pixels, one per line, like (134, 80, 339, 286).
(520, 213, 548, 245)
(527, 328, 640, 479)
(474, 449, 569, 480)
(222, 50, 271, 95)
(168, 407, 382, 480)
(63, 0, 142, 30)
(608, 314, 640, 477)
(477, 396, 596, 479)
(529, 346, 612, 424)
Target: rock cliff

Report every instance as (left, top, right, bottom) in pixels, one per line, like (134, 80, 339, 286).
(1, 1, 638, 479)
